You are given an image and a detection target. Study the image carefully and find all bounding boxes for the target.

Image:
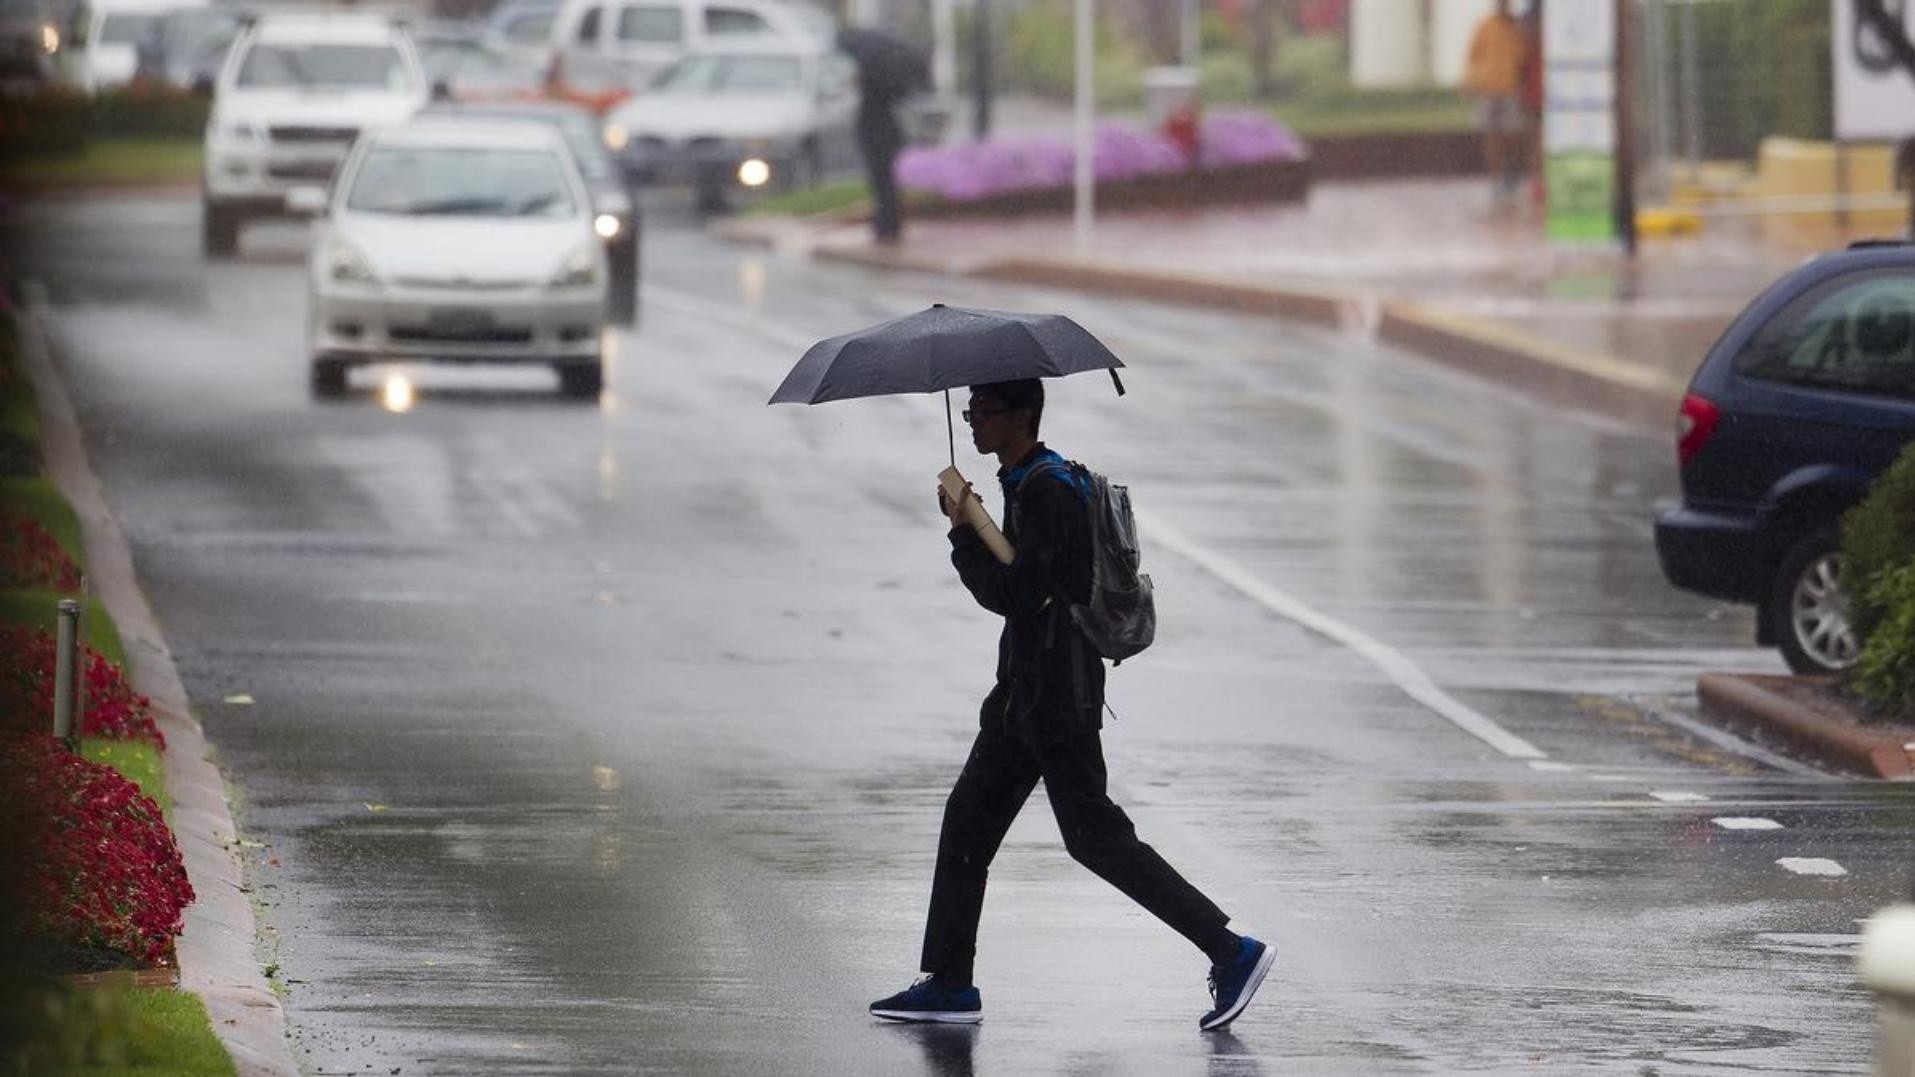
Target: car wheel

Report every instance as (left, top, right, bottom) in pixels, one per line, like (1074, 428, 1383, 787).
(310, 355, 349, 397)
(607, 239, 637, 326)
(558, 361, 603, 400)
(1767, 527, 1862, 674)
(202, 202, 240, 258)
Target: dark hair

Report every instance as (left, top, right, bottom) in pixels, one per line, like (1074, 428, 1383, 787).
(971, 378, 1044, 437)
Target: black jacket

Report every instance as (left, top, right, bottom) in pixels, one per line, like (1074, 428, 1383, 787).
(949, 445, 1106, 741)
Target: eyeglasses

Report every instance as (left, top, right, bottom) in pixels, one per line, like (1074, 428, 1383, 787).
(962, 406, 1013, 424)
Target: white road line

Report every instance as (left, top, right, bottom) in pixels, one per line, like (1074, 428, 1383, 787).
(1137, 510, 1547, 760)
(1713, 817, 1784, 831)
(1649, 791, 1710, 803)
(1778, 857, 1848, 877)
(1528, 760, 1577, 772)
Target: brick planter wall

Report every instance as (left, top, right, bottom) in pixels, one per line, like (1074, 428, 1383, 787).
(908, 157, 1312, 218)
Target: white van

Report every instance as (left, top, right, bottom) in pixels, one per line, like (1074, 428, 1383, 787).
(546, 0, 832, 92)
(65, 0, 200, 91)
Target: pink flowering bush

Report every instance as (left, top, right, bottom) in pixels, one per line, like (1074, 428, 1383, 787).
(0, 734, 194, 965)
(0, 514, 82, 591)
(0, 627, 162, 746)
(897, 110, 1305, 202)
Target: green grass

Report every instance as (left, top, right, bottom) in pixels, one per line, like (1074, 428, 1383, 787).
(0, 138, 202, 190)
(0, 591, 126, 666)
(748, 179, 870, 218)
(1, 476, 86, 559)
(1272, 96, 1475, 137)
(82, 738, 169, 816)
(1, 981, 235, 1077)
(1, 325, 36, 446)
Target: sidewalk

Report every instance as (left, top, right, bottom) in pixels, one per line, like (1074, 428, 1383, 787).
(719, 173, 1900, 432)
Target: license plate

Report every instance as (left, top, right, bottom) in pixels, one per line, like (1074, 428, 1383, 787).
(426, 307, 494, 331)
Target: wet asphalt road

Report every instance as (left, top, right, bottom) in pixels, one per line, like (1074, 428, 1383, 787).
(7, 193, 1915, 1075)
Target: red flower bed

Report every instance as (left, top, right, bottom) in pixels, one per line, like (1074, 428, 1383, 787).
(0, 514, 81, 591)
(0, 734, 194, 965)
(0, 627, 161, 746)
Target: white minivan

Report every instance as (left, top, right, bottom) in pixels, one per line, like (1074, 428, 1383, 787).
(546, 0, 832, 92)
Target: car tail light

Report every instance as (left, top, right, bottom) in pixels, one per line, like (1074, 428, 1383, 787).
(1676, 393, 1720, 467)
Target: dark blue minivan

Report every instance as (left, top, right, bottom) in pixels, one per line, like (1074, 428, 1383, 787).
(1655, 240, 1915, 673)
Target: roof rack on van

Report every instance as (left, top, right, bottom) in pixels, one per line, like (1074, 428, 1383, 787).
(233, 6, 416, 30)
(1847, 238, 1915, 250)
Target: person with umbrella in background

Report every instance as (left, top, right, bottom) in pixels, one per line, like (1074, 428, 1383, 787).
(773, 306, 1275, 1032)
(834, 27, 928, 244)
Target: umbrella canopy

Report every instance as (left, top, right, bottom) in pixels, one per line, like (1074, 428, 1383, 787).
(769, 303, 1125, 406)
(834, 26, 930, 106)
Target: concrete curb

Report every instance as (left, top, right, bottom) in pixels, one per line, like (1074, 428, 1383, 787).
(718, 216, 1687, 433)
(1697, 672, 1915, 780)
(15, 288, 300, 1077)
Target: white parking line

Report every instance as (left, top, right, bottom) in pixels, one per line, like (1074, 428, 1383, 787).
(1649, 791, 1710, 803)
(1138, 510, 1547, 760)
(1713, 817, 1784, 831)
(1778, 857, 1848, 877)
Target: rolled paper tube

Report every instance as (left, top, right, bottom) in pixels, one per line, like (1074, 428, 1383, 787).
(938, 466, 1015, 565)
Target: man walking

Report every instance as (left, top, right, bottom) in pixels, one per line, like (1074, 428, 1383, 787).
(869, 378, 1273, 1031)
(836, 27, 922, 245)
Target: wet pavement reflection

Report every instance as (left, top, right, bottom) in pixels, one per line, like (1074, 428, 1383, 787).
(4, 194, 1909, 1075)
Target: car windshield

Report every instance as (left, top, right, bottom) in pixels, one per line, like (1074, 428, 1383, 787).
(99, 13, 157, 44)
(650, 52, 801, 94)
(236, 43, 413, 90)
(345, 145, 578, 218)
(161, 11, 237, 56)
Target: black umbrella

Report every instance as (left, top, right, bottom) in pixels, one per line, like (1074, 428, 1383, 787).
(769, 303, 1127, 466)
(835, 26, 931, 106)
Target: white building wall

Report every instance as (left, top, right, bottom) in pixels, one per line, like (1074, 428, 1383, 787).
(1350, 0, 1428, 87)
(1430, 0, 1498, 85)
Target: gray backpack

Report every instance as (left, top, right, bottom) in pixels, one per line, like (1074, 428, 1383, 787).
(1026, 460, 1156, 664)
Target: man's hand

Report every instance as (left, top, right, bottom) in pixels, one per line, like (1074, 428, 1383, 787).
(937, 482, 975, 529)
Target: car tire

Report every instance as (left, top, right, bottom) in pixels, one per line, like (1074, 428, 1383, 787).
(607, 238, 638, 326)
(558, 360, 603, 400)
(202, 201, 240, 259)
(1767, 526, 1862, 674)
(310, 355, 349, 397)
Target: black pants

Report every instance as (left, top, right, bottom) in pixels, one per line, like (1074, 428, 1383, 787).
(919, 723, 1235, 985)
(860, 130, 902, 241)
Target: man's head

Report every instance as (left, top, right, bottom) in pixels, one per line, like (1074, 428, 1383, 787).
(965, 378, 1043, 456)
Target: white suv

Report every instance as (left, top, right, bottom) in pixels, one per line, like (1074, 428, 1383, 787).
(201, 11, 428, 258)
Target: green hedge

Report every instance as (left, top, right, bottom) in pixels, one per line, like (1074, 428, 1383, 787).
(1846, 444, 1915, 717)
(1844, 445, 1915, 643)
(0, 86, 208, 157)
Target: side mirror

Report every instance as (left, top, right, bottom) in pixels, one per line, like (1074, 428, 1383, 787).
(285, 186, 329, 217)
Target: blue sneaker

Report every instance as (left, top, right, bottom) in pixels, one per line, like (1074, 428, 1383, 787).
(870, 975, 983, 1024)
(1200, 936, 1275, 1031)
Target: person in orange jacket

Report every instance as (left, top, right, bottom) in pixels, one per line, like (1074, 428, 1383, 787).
(1463, 0, 1532, 204)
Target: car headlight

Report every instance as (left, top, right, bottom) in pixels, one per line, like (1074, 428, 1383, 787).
(549, 245, 598, 288)
(737, 158, 771, 188)
(328, 239, 378, 285)
(603, 123, 629, 152)
(594, 214, 622, 240)
(40, 23, 58, 53)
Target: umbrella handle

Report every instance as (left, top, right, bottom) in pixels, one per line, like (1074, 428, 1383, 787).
(945, 388, 955, 469)
(1110, 369, 1126, 396)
